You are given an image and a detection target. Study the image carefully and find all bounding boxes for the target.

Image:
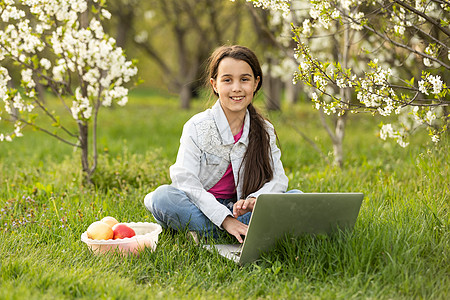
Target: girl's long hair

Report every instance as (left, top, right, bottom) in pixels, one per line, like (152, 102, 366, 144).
(206, 45, 273, 198)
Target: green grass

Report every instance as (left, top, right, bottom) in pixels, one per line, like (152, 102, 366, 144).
(0, 90, 449, 299)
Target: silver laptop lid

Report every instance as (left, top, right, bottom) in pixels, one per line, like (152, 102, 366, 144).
(238, 193, 364, 265)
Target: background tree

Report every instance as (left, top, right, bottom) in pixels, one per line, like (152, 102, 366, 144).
(247, 3, 287, 111)
(0, 0, 137, 183)
(242, 0, 449, 165)
(243, 0, 353, 165)
(291, 0, 362, 167)
(110, 0, 247, 109)
(291, 0, 449, 146)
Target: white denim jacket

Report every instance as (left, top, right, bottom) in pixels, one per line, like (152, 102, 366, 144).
(169, 100, 288, 228)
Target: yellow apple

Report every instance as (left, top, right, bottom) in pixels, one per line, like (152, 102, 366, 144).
(101, 216, 119, 228)
(86, 221, 114, 240)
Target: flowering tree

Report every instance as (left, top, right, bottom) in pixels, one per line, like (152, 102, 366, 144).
(0, 0, 138, 182)
(243, 0, 449, 159)
(128, 0, 247, 109)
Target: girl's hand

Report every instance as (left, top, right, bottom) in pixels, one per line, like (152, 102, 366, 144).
(233, 197, 256, 218)
(221, 216, 248, 243)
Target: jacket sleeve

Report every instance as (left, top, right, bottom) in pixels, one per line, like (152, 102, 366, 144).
(169, 120, 233, 228)
(246, 122, 289, 199)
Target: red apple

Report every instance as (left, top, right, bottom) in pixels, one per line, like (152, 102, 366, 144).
(112, 223, 136, 239)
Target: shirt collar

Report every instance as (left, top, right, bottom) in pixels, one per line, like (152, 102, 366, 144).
(212, 100, 250, 146)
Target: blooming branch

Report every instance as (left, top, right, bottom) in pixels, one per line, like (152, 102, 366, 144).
(289, 0, 449, 146)
(0, 0, 138, 180)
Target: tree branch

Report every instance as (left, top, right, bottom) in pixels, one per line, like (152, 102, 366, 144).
(246, 4, 296, 59)
(134, 39, 174, 79)
(0, 45, 78, 138)
(336, 6, 450, 69)
(363, 26, 450, 69)
(393, 0, 450, 37)
(15, 117, 79, 147)
(32, 96, 78, 138)
(318, 108, 337, 144)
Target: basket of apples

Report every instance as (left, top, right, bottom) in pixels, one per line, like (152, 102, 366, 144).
(81, 216, 162, 254)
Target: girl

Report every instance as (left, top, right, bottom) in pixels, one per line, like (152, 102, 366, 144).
(144, 45, 293, 243)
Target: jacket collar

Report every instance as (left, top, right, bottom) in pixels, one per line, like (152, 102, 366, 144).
(212, 100, 250, 146)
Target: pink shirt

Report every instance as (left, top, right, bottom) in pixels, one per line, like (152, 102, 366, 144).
(208, 125, 244, 199)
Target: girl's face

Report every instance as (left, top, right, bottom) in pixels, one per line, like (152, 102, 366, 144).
(210, 57, 260, 120)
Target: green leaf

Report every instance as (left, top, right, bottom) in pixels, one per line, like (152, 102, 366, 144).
(51, 116, 60, 127)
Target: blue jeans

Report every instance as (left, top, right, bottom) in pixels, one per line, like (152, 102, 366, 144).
(144, 184, 302, 238)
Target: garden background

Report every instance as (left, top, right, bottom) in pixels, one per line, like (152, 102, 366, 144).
(1, 0, 449, 299)
(1, 91, 448, 299)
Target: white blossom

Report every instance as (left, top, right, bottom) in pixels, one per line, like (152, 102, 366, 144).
(241, 0, 448, 147)
(14, 122, 23, 137)
(339, 0, 353, 11)
(394, 25, 405, 35)
(117, 96, 128, 106)
(425, 110, 436, 125)
(52, 63, 66, 82)
(415, 0, 425, 11)
(380, 124, 409, 147)
(248, 0, 291, 17)
(144, 10, 156, 20)
(89, 19, 104, 40)
(336, 78, 346, 88)
(3, 134, 13, 142)
(418, 79, 428, 95)
(12, 93, 24, 111)
(40, 58, 51, 70)
(331, 9, 340, 19)
(1, 5, 25, 22)
(419, 74, 444, 95)
(21, 69, 35, 89)
(313, 75, 328, 89)
(428, 75, 443, 95)
(71, 87, 92, 120)
(83, 68, 100, 85)
(101, 9, 111, 20)
(134, 31, 149, 44)
(102, 94, 112, 107)
(423, 57, 432, 67)
(302, 19, 312, 36)
(1, 0, 137, 143)
(349, 12, 364, 30)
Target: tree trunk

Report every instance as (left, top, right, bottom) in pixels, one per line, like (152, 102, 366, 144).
(285, 78, 300, 105)
(174, 11, 193, 110)
(116, 10, 133, 49)
(264, 57, 282, 111)
(265, 76, 282, 111)
(78, 121, 91, 183)
(331, 10, 351, 168)
(179, 84, 192, 110)
(333, 114, 347, 167)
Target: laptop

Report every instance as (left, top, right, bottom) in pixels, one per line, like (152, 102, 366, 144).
(204, 193, 364, 265)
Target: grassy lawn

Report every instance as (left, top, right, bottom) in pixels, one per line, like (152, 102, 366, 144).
(0, 90, 449, 299)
